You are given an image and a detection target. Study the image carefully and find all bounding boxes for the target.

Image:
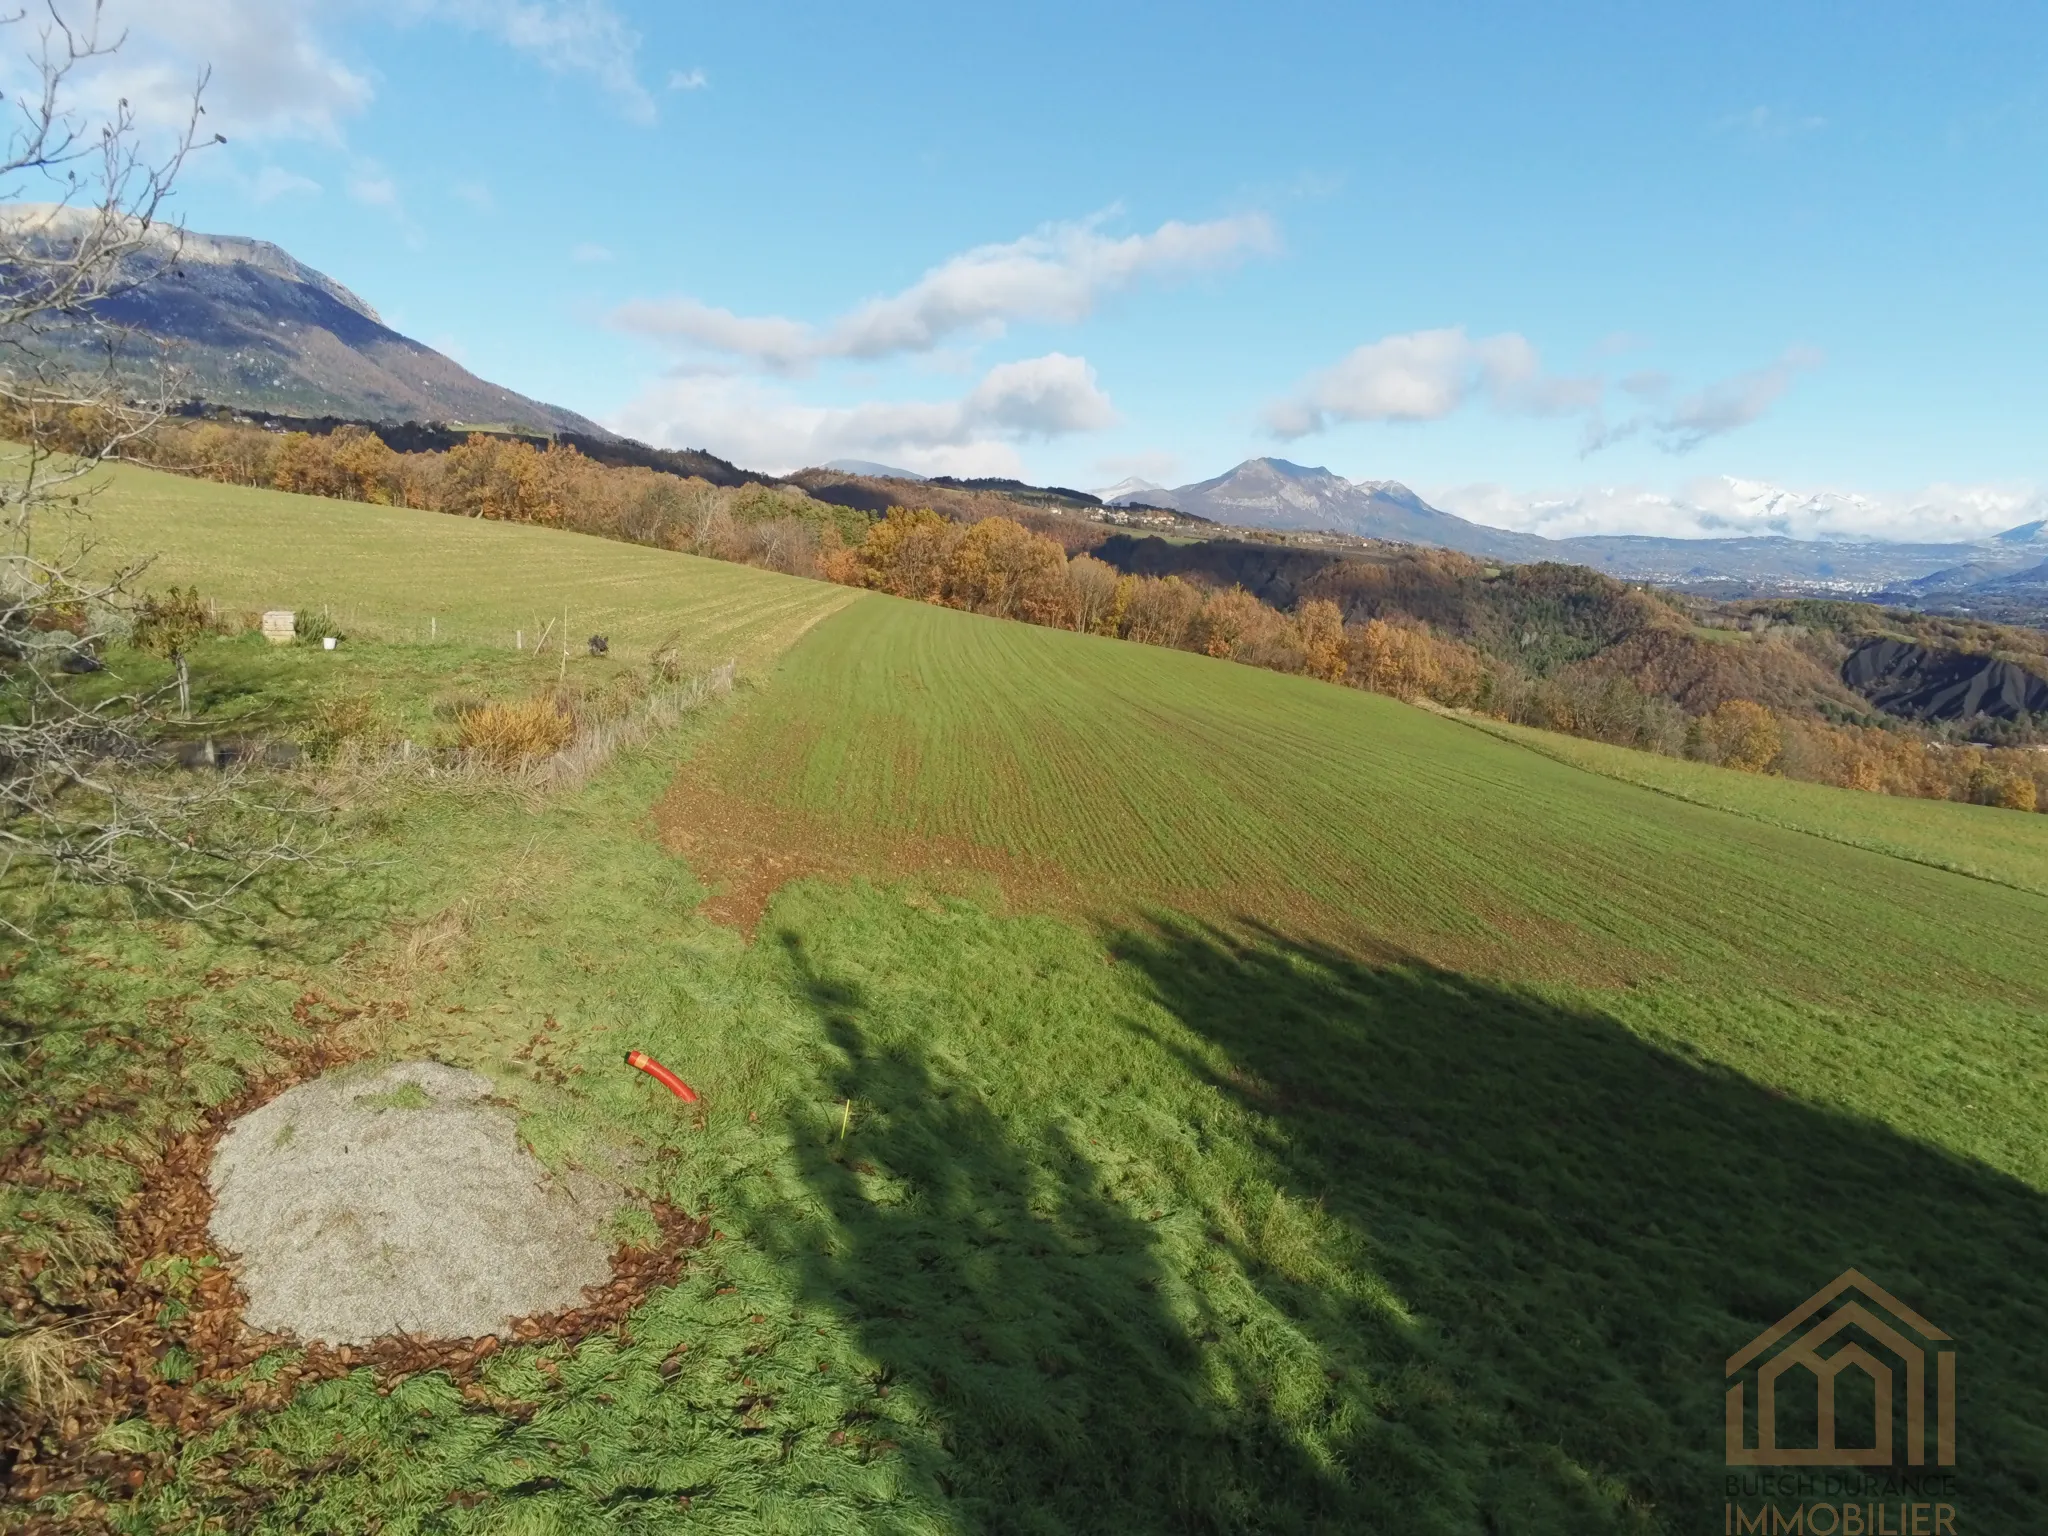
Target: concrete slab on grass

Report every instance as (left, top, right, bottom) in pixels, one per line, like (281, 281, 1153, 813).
(208, 1060, 613, 1345)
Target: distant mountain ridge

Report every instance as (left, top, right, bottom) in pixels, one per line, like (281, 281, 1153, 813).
(2, 204, 604, 437)
(1110, 457, 2048, 588)
(825, 458, 926, 481)
(1120, 458, 1550, 561)
(1091, 476, 1167, 505)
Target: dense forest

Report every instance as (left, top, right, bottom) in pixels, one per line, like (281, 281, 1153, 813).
(54, 411, 2048, 814)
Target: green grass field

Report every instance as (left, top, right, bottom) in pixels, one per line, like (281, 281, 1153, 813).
(1463, 713, 2048, 897)
(78, 460, 855, 669)
(676, 597, 2048, 1172)
(8, 479, 2048, 1533)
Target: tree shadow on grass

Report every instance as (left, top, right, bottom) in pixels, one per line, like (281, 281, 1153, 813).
(767, 918, 2048, 1534)
(770, 928, 1366, 1535)
(1107, 917, 2048, 1531)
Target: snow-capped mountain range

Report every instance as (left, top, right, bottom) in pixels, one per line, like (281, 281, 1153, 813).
(1092, 476, 1169, 505)
(1430, 476, 2046, 547)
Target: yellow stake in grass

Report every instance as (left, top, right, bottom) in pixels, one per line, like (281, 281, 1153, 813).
(840, 1099, 852, 1140)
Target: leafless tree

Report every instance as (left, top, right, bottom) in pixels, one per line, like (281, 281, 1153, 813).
(0, 5, 304, 926)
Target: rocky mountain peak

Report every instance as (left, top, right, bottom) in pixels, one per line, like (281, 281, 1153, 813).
(0, 204, 600, 436)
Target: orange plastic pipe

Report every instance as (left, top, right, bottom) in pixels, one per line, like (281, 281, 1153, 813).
(625, 1049, 699, 1103)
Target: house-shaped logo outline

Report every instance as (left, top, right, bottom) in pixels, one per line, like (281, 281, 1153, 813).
(1725, 1268, 1955, 1467)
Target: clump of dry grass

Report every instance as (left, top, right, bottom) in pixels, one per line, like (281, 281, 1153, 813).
(304, 691, 386, 760)
(455, 695, 575, 767)
(0, 1325, 95, 1418)
(571, 670, 649, 727)
(648, 631, 691, 684)
(313, 662, 736, 808)
(399, 900, 475, 972)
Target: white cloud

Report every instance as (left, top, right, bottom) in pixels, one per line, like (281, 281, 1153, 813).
(965, 353, 1119, 435)
(341, 157, 422, 241)
(571, 242, 613, 263)
(1430, 476, 2046, 545)
(1265, 326, 1599, 438)
(1582, 347, 1822, 455)
(1094, 449, 1180, 484)
(908, 347, 979, 377)
(249, 164, 321, 201)
(452, 179, 494, 211)
(668, 67, 707, 90)
(348, 169, 399, 207)
(1270, 328, 1818, 453)
(612, 213, 1278, 372)
(1654, 348, 1821, 452)
(48, 0, 374, 144)
(621, 301, 815, 367)
(44, 0, 652, 145)
(608, 352, 1116, 476)
(1595, 330, 1650, 356)
(434, 0, 654, 124)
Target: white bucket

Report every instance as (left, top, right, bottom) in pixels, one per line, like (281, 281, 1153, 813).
(322, 636, 338, 650)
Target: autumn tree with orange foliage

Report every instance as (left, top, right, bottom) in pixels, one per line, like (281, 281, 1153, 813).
(945, 516, 1078, 627)
(1095, 574, 1136, 637)
(270, 430, 354, 501)
(1968, 761, 2036, 811)
(855, 507, 961, 600)
(438, 434, 589, 526)
(1065, 554, 1126, 636)
(1297, 599, 1348, 683)
(329, 425, 406, 504)
(1345, 618, 1485, 705)
(1120, 575, 1205, 649)
(1186, 585, 1288, 663)
(1692, 699, 1783, 773)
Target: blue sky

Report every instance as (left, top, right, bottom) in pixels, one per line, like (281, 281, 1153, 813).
(67, 2, 2048, 539)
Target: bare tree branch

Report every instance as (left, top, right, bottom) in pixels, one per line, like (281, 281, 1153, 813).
(0, 8, 304, 927)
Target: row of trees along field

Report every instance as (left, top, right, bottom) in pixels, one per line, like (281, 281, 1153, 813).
(63, 412, 2048, 815)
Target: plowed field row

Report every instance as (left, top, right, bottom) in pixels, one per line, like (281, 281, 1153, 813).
(668, 591, 2048, 1023)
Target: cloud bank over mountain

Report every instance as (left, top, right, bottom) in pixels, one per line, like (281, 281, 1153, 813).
(1264, 327, 1599, 437)
(1429, 476, 2045, 545)
(1267, 326, 1821, 458)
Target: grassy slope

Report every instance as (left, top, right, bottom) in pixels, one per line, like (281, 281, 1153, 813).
(80, 460, 856, 667)
(681, 597, 2047, 1173)
(12, 483, 2048, 1533)
(1460, 714, 2048, 897)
